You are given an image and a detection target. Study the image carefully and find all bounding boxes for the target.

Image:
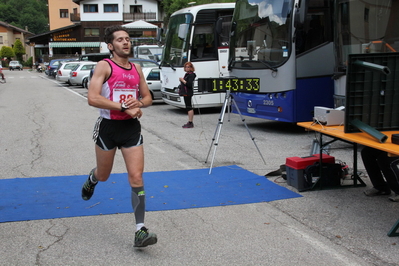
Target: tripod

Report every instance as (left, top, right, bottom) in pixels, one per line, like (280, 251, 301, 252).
(205, 90, 266, 174)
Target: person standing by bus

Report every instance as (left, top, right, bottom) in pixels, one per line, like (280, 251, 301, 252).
(81, 25, 157, 247)
(179, 62, 196, 128)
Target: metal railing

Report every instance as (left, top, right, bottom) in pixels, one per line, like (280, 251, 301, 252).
(68, 12, 156, 22)
(70, 13, 81, 22)
(123, 12, 156, 21)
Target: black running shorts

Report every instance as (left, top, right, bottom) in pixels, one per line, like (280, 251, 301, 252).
(93, 117, 143, 151)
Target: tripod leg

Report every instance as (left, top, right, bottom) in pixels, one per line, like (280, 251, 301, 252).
(227, 92, 231, 122)
(205, 117, 222, 163)
(231, 97, 267, 165)
(206, 93, 230, 174)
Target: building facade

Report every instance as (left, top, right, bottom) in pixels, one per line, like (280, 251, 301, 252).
(0, 21, 34, 64)
(29, 0, 163, 62)
(48, 0, 80, 31)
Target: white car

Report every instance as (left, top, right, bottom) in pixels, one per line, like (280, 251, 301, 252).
(9, 61, 22, 71)
(86, 63, 161, 100)
(142, 67, 161, 100)
(55, 61, 81, 84)
(69, 62, 97, 87)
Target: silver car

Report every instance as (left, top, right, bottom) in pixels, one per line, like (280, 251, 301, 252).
(9, 61, 23, 71)
(55, 61, 80, 84)
(142, 67, 161, 100)
(69, 62, 97, 87)
(86, 64, 161, 100)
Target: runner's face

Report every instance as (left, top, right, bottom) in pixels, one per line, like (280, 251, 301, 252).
(109, 30, 131, 57)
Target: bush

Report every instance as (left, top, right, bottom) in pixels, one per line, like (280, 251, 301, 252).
(25, 57, 33, 67)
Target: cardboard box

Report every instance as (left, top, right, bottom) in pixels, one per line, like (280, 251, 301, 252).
(286, 154, 335, 191)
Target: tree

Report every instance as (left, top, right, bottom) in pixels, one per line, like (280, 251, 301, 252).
(13, 39, 25, 62)
(0, 0, 49, 34)
(0, 46, 15, 64)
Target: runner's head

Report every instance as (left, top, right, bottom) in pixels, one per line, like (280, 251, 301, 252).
(104, 25, 130, 56)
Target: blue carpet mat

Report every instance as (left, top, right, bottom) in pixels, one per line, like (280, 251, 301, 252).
(0, 165, 301, 223)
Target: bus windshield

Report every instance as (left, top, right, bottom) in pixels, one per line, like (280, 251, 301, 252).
(161, 14, 193, 67)
(229, 0, 293, 69)
(335, 0, 398, 72)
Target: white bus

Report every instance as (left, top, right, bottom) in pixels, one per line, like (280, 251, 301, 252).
(160, 3, 235, 108)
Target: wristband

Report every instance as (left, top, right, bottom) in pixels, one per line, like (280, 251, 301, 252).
(139, 100, 144, 108)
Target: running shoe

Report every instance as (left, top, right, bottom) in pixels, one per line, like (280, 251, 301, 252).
(134, 226, 158, 247)
(182, 122, 194, 128)
(81, 169, 97, 201)
(389, 194, 399, 202)
(363, 187, 391, 196)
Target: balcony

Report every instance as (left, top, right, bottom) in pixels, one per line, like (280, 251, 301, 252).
(123, 12, 156, 22)
(70, 13, 81, 22)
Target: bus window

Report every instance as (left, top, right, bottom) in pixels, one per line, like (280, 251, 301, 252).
(191, 25, 216, 61)
(296, 0, 333, 55)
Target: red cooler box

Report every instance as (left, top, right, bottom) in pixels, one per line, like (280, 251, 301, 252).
(286, 154, 335, 191)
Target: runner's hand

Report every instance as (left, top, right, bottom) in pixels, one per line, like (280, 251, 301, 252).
(125, 107, 142, 119)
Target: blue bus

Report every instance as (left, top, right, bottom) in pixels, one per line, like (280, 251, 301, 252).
(228, 0, 399, 123)
(228, 0, 335, 122)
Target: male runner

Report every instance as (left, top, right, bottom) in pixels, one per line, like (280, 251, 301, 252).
(81, 25, 157, 247)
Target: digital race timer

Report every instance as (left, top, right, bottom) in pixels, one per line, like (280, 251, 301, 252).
(198, 78, 260, 93)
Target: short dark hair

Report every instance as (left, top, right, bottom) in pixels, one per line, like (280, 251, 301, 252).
(104, 25, 129, 44)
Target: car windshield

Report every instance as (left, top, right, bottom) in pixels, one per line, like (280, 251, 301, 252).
(81, 64, 95, 70)
(65, 63, 79, 70)
(129, 59, 158, 68)
(140, 61, 158, 67)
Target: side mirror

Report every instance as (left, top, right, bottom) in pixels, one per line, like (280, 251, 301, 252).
(215, 17, 223, 35)
(156, 28, 164, 42)
(178, 24, 190, 40)
(230, 21, 237, 37)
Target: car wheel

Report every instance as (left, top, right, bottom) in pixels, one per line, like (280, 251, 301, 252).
(82, 78, 88, 89)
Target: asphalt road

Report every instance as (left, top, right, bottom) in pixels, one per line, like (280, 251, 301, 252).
(0, 69, 398, 266)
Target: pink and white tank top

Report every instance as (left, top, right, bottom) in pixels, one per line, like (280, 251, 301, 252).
(99, 58, 140, 120)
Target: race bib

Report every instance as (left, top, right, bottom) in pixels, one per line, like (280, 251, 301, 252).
(113, 88, 137, 103)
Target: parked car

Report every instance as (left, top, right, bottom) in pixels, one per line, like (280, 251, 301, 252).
(55, 61, 81, 84)
(69, 62, 97, 87)
(143, 67, 162, 100)
(9, 61, 23, 71)
(79, 53, 110, 62)
(46, 58, 78, 77)
(128, 59, 161, 100)
(86, 67, 95, 89)
(86, 64, 161, 100)
(128, 58, 159, 68)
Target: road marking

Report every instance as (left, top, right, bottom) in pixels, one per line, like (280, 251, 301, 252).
(39, 75, 87, 100)
(286, 226, 364, 266)
(176, 161, 191, 169)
